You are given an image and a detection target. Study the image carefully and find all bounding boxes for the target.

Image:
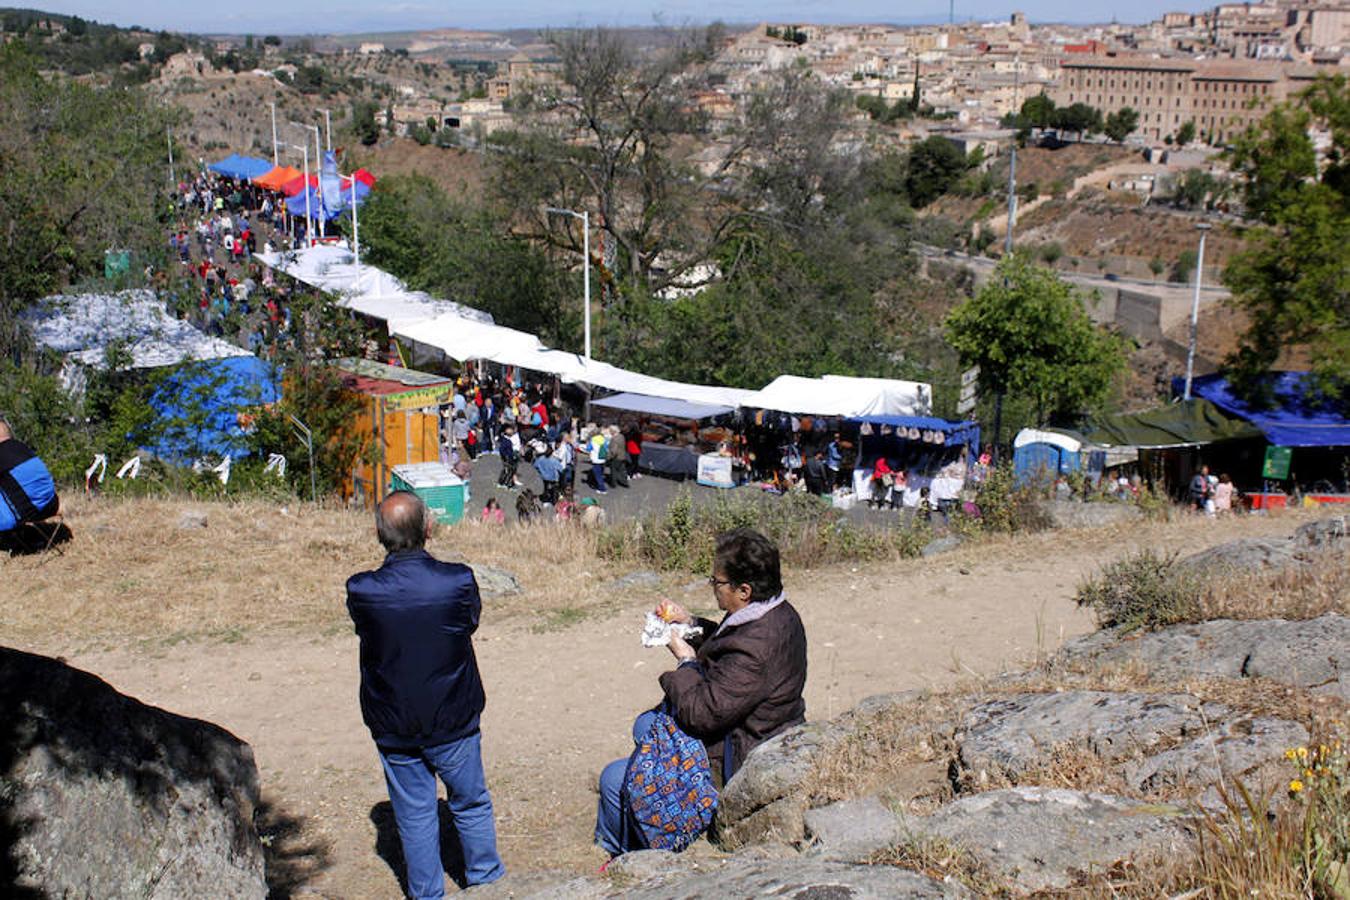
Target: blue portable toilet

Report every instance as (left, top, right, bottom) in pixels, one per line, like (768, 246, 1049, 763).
(1013, 429, 1084, 485)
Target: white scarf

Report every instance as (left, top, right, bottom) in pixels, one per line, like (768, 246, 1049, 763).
(716, 592, 786, 636)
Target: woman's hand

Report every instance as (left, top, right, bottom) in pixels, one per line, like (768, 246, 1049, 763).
(655, 599, 693, 626)
(667, 630, 696, 664)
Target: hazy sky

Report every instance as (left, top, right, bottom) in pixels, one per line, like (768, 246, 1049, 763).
(35, 0, 1206, 35)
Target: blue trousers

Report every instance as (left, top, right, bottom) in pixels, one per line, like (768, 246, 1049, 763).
(378, 733, 505, 898)
(595, 711, 658, 857)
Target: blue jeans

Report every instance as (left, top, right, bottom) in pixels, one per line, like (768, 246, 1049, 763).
(378, 733, 505, 898)
(595, 710, 658, 857)
(591, 462, 608, 492)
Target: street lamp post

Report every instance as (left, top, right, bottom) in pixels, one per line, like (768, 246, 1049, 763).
(269, 102, 278, 166)
(317, 108, 332, 151)
(290, 142, 311, 247)
(291, 121, 323, 236)
(1183, 221, 1213, 401)
(546, 206, 591, 359)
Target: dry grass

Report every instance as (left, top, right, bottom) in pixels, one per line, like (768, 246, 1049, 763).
(807, 692, 969, 809)
(1202, 545, 1350, 622)
(0, 493, 646, 651)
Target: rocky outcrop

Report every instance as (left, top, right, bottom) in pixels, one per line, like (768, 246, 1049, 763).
(715, 691, 933, 851)
(1180, 514, 1346, 575)
(1054, 614, 1350, 700)
(471, 564, 523, 598)
(900, 788, 1191, 892)
(619, 856, 968, 899)
(1045, 500, 1143, 529)
(0, 647, 266, 899)
(955, 691, 1215, 780)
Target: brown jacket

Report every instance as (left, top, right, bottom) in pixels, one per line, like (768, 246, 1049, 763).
(659, 601, 807, 786)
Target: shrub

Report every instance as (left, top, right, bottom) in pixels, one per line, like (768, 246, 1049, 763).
(1074, 549, 1203, 631)
(598, 488, 930, 573)
(970, 464, 1052, 535)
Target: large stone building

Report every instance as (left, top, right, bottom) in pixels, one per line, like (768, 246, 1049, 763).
(1056, 55, 1314, 142)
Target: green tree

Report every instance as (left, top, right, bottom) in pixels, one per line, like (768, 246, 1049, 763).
(905, 136, 969, 207)
(350, 174, 580, 349)
(1172, 248, 1198, 284)
(1176, 120, 1196, 146)
(1223, 75, 1350, 394)
(1053, 103, 1103, 140)
(0, 44, 179, 357)
(1020, 93, 1057, 129)
(1104, 107, 1139, 142)
(349, 99, 380, 145)
(945, 254, 1128, 432)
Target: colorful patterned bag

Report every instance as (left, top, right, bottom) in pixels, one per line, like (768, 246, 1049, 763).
(622, 711, 718, 852)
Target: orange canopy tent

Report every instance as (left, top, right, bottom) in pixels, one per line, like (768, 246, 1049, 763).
(252, 165, 302, 191)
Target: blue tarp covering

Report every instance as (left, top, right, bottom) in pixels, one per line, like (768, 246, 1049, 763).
(207, 154, 275, 180)
(145, 356, 281, 460)
(1179, 373, 1350, 447)
(592, 392, 733, 420)
(285, 182, 369, 220)
(848, 415, 981, 456)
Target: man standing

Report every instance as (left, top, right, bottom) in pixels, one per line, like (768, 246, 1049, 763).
(346, 492, 505, 897)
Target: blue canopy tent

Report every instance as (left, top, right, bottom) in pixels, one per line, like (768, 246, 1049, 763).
(145, 356, 281, 460)
(207, 154, 275, 181)
(1180, 373, 1350, 447)
(848, 415, 981, 458)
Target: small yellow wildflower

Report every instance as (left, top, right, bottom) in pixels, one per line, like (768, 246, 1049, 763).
(1297, 746, 1310, 761)
(1286, 748, 1299, 761)
(1305, 768, 1316, 779)
(1290, 779, 1305, 793)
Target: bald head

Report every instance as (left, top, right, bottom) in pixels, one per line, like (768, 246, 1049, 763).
(375, 491, 429, 553)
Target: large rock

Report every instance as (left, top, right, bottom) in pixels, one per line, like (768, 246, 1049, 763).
(1054, 615, 1350, 699)
(1126, 716, 1309, 793)
(471, 564, 523, 598)
(1180, 514, 1347, 576)
(956, 691, 1215, 779)
(715, 691, 932, 851)
(1046, 500, 1143, 530)
(900, 787, 1192, 893)
(620, 856, 969, 899)
(0, 647, 266, 898)
(715, 721, 846, 850)
(803, 795, 903, 861)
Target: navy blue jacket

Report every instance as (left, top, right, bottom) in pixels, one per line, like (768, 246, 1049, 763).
(346, 550, 486, 750)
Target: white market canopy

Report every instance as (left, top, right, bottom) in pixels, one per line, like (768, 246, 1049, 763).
(742, 374, 932, 418)
(256, 245, 929, 417)
(27, 290, 251, 371)
(590, 392, 734, 420)
(257, 245, 492, 331)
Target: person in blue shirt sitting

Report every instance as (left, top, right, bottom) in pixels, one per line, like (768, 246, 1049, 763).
(0, 416, 65, 554)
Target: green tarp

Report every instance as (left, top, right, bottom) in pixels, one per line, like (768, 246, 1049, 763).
(1082, 399, 1262, 449)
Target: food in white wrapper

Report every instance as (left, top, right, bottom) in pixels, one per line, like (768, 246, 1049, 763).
(640, 612, 702, 648)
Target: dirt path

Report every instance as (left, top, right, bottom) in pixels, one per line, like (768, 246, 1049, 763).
(29, 512, 1311, 897)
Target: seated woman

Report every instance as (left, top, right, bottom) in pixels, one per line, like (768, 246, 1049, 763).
(594, 528, 807, 858)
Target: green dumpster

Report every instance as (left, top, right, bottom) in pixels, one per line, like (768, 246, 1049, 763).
(390, 462, 466, 525)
